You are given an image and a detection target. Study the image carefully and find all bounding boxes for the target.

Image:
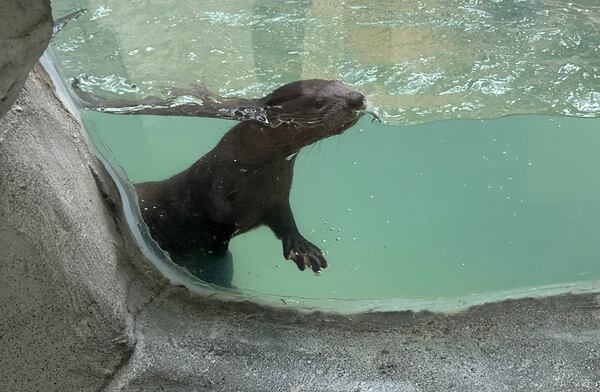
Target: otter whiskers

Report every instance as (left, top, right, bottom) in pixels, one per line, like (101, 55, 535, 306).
(356, 109, 382, 123)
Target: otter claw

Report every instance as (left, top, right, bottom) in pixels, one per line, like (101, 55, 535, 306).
(283, 235, 328, 273)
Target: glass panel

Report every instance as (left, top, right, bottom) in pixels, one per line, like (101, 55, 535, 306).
(80, 111, 600, 300)
(50, 0, 600, 308)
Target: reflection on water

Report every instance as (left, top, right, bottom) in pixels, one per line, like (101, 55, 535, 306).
(51, 0, 599, 125)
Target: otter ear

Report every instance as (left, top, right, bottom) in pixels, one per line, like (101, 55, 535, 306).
(262, 93, 302, 108)
(262, 80, 306, 106)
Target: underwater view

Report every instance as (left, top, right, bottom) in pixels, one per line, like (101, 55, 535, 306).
(50, 0, 600, 307)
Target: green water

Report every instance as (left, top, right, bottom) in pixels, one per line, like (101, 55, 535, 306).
(50, 0, 600, 303)
(83, 111, 600, 300)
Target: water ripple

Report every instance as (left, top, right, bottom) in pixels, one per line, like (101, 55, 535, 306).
(51, 0, 600, 125)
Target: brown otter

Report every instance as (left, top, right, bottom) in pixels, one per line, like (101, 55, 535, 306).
(74, 79, 369, 273)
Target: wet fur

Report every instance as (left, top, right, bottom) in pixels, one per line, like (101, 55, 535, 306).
(135, 80, 365, 273)
(88, 79, 365, 273)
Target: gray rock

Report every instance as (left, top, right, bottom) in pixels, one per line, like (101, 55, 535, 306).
(0, 0, 52, 117)
(0, 65, 141, 392)
(107, 289, 600, 392)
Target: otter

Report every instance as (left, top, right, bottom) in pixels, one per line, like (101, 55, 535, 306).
(73, 79, 371, 274)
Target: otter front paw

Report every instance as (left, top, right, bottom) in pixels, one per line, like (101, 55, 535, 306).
(283, 235, 328, 273)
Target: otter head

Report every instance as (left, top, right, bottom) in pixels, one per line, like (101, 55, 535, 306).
(260, 79, 366, 149)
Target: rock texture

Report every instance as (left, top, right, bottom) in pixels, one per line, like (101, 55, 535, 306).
(0, 0, 52, 117)
(0, 65, 140, 391)
(92, 287, 600, 392)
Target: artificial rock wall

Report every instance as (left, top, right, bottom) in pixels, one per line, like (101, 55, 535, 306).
(0, 0, 53, 117)
(0, 2, 142, 389)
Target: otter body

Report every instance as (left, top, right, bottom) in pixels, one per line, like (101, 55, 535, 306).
(136, 120, 298, 260)
(78, 79, 366, 273)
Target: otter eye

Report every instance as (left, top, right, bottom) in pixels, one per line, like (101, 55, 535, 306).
(314, 99, 326, 109)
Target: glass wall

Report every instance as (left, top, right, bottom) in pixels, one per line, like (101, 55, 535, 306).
(51, 0, 600, 309)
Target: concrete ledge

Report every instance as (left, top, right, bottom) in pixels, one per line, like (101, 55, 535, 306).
(108, 288, 600, 392)
(0, 64, 145, 391)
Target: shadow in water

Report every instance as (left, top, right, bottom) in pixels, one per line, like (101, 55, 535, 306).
(180, 252, 235, 288)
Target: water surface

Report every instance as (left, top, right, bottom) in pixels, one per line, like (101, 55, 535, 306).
(52, 0, 600, 124)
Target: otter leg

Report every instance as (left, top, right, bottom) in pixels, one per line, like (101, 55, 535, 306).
(205, 223, 235, 257)
(265, 203, 327, 273)
(174, 223, 235, 287)
(178, 250, 235, 288)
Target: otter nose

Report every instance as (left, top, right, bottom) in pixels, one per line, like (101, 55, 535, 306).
(348, 91, 365, 110)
